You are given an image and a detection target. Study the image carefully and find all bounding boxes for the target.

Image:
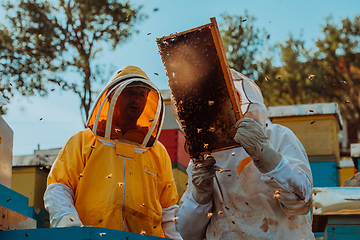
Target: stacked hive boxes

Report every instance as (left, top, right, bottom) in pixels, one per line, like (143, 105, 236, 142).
(0, 116, 12, 189)
(268, 102, 343, 187)
(12, 148, 60, 228)
(159, 90, 190, 200)
(0, 116, 36, 230)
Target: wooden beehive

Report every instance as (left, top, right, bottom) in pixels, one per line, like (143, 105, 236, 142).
(156, 18, 242, 157)
(268, 103, 343, 163)
(159, 128, 189, 200)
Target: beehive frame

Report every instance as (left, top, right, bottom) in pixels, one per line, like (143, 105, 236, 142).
(157, 18, 242, 157)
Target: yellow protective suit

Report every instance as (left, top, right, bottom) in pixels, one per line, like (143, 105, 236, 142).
(45, 65, 179, 238)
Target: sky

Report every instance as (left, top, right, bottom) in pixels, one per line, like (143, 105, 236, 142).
(2, 0, 360, 156)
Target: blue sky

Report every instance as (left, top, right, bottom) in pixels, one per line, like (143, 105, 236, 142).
(2, 0, 360, 156)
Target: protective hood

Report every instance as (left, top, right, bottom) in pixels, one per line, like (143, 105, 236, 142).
(231, 69, 267, 126)
(86, 65, 164, 148)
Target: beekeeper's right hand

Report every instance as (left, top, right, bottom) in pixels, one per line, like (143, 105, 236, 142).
(57, 213, 83, 228)
(191, 155, 216, 205)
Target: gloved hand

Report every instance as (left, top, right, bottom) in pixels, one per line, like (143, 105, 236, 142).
(57, 213, 83, 228)
(234, 118, 282, 173)
(191, 155, 217, 205)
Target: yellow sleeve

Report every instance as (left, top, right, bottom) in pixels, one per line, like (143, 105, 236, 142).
(47, 130, 91, 192)
(157, 142, 179, 208)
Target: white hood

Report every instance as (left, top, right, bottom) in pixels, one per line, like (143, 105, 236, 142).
(231, 69, 267, 126)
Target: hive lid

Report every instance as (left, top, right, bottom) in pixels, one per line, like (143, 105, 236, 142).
(313, 187, 360, 215)
(267, 102, 343, 130)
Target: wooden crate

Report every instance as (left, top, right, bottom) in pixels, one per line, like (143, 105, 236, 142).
(0, 206, 36, 231)
(310, 161, 339, 187)
(324, 215, 360, 240)
(159, 129, 190, 169)
(271, 115, 341, 159)
(171, 167, 188, 201)
(11, 167, 49, 210)
(156, 18, 242, 157)
(0, 184, 36, 230)
(339, 158, 356, 186)
(159, 128, 190, 201)
(268, 103, 343, 164)
(0, 116, 13, 188)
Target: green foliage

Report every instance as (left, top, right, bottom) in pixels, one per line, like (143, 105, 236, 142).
(307, 15, 360, 140)
(219, 11, 318, 108)
(220, 12, 360, 142)
(0, 0, 146, 121)
(219, 11, 269, 80)
(256, 36, 318, 107)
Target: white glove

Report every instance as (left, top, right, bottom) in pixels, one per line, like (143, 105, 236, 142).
(57, 213, 83, 228)
(191, 155, 217, 204)
(234, 118, 282, 173)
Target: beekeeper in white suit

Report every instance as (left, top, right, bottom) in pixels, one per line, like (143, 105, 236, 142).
(176, 69, 314, 240)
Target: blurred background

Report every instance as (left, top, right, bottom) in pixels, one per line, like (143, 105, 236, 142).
(1, 0, 359, 156)
(1, 1, 360, 237)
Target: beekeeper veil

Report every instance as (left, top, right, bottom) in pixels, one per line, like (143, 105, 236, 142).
(231, 69, 267, 127)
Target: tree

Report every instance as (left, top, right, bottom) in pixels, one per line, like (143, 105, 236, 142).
(219, 11, 317, 108)
(307, 15, 360, 143)
(0, 0, 146, 122)
(257, 15, 360, 143)
(219, 11, 269, 80)
(256, 35, 319, 107)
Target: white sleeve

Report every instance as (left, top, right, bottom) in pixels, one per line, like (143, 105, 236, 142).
(176, 191, 213, 240)
(262, 157, 312, 215)
(161, 205, 183, 240)
(43, 183, 79, 227)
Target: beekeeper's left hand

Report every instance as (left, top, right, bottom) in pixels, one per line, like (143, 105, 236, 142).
(234, 118, 282, 173)
(191, 155, 217, 204)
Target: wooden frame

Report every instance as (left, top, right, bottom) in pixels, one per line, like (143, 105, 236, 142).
(157, 18, 242, 157)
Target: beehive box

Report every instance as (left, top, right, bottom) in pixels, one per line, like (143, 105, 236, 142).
(156, 18, 242, 157)
(310, 161, 339, 187)
(11, 167, 49, 210)
(159, 128, 189, 200)
(0, 184, 37, 231)
(339, 158, 356, 186)
(312, 187, 360, 238)
(0, 116, 13, 188)
(268, 103, 343, 163)
(172, 168, 188, 200)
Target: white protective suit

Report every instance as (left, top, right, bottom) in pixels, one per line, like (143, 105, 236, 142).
(176, 70, 314, 240)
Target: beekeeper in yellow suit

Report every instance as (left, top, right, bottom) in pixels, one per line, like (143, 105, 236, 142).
(176, 69, 314, 240)
(44, 65, 183, 239)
